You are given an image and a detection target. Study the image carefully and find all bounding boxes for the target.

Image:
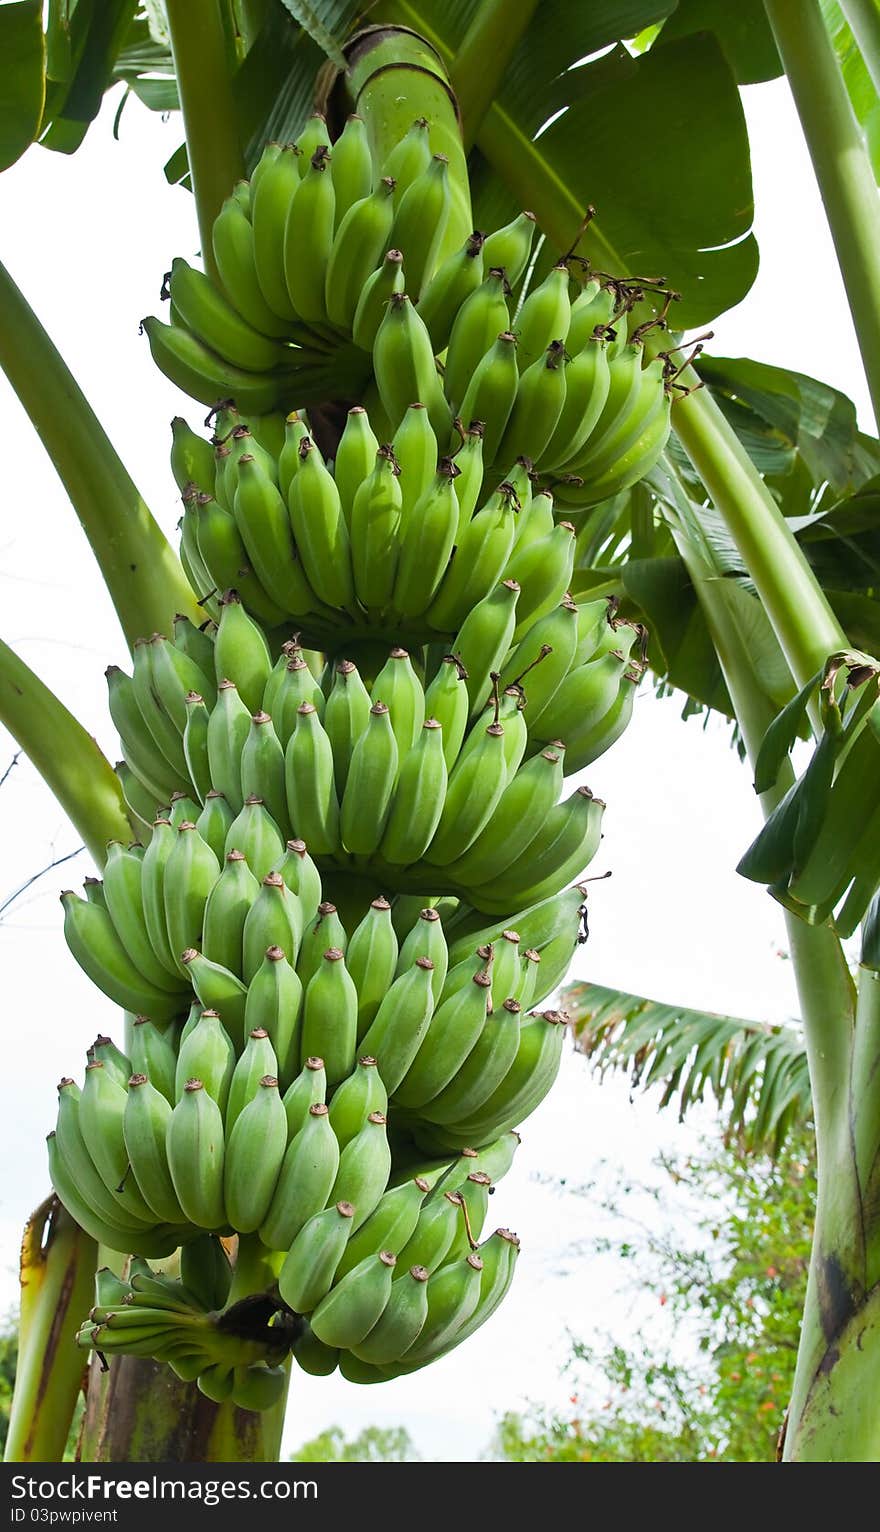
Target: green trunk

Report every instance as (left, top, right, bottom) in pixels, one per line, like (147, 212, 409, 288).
(77, 1357, 290, 1463)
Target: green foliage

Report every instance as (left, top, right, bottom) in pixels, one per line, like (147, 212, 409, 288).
(290, 1424, 422, 1462)
(567, 979, 811, 1154)
(489, 1130, 814, 1462)
(0, 2, 44, 172)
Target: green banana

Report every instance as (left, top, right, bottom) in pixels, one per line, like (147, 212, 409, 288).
(334, 1176, 430, 1281)
(275, 658, 329, 747)
(393, 967, 492, 1109)
(330, 114, 374, 225)
(292, 1323, 339, 1376)
(515, 264, 571, 371)
(259, 1102, 340, 1249)
(389, 153, 451, 299)
(174, 1009, 236, 1112)
(170, 416, 216, 496)
(242, 871, 302, 982)
(279, 837, 323, 919)
(373, 292, 451, 440)
(566, 280, 616, 352)
(102, 840, 181, 991)
(350, 446, 402, 612)
(503, 601, 578, 730)
(565, 670, 639, 771)
(352, 248, 405, 351)
(345, 897, 399, 1038)
(416, 230, 485, 351)
(296, 900, 347, 988)
(380, 117, 431, 199)
(168, 258, 287, 372)
(495, 339, 567, 466)
(444, 268, 512, 414)
(295, 113, 331, 165)
(284, 145, 336, 324)
(325, 178, 397, 330)
(183, 692, 212, 804)
(233, 455, 320, 619)
(372, 648, 424, 758)
(396, 1189, 465, 1274)
(141, 316, 289, 415)
(423, 655, 469, 770)
(445, 746, 563, 886)
(278, 410, 310, 502)
(168, 791, 202, 829)
(284, 702, 340, 856)
(123, 1075, 186, 1224)
(334, 407, 380, 528)
(300, 947, 358, 1088)
(60, 891, 182, 1021)
(251, 143, 302, 322)
(444, 1010, 569, 1144)
(358, 957, 436, 1094)
(202, 849, 260, 976)
(242, 946, 303, 1088)
(330, 1111, 392, 1231)
(310, 1250, 397, 1349)
(212, 192, 292, 338)
(77, 1063, 157, 1223)
(128, 1016, 177, 1104)
(213, 591, 272, 714)
(238, 712, 286, 833)
(166, 1079, 227, 1230)
(278, 1200, 356, 1314)
(89, 1035, 130, 1089)
(224, 795, 286, 880)
(380, 719, 449, 867)
(327, 1056, 388, 1148)
(391, 459, 459, 619)
(426, 480, 518, 633)
(324, 660, 373, 798)
(396, 906, 448, 1003)
(454, 580, 521, 720)
(48, 1131, 177, 1257)
(287, 437, 356, 610)
(425, 721, 508, 866)
(340, 702, 398, 855)
(396, 1251, 483, 1364)
(195, 495, 286, 630)
(470, 787, 605, 912)
(542, 338, 611, 470)
(180, 949, 249, 1049)
(224, 1074, 288, 1232)
(163, 821, 220, 973)
(282, 1054, 327, 1138)
(353, 1263, 430, 1364)
(481, 210, 536, 285)
(456, 331, 519, 472)
(55, 1081, 154, 1235)
(226, 1028, 279, 1134)
(422, 999, 521, 1125)
(450, 425, 485, 536)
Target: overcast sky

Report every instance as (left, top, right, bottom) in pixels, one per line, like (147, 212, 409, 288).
(0, 71, 872, 1460)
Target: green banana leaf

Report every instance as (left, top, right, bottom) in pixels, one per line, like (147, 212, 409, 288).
(820, 0, 880, 183)
(566, 978, 811, 1155)
(0, 1, 45, 172)
(658, 0, 783, 83)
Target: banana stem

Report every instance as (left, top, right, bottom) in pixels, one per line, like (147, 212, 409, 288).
(764, 0, 880, 430)
(0, 258, 200, 648)
(0, 636, 132, 866)
(840, 0, 880, 98)
(4, 1197, 97, 1463)
(664, 455, 869, 1461)
(165, 0, 245, 285)
(449, 0, 542, 150)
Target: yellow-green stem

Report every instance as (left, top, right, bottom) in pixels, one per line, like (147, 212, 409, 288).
(4, 1198, 97, 1464)
(449, 0, 542, 150)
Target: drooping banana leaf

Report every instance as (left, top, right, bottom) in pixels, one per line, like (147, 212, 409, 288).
(566, 978, 811, 1155)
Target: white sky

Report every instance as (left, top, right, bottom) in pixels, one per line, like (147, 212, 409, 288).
(0, 76, 872, 1461)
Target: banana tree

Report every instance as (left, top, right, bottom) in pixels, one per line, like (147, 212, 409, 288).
(1, 0, 880, 1465)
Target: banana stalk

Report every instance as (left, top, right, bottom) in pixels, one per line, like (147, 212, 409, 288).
(0, 260, 200, 648)
(3, 1197, 96, 1463)
(341, 27, 472, 271)
(0, 637, 132, 865)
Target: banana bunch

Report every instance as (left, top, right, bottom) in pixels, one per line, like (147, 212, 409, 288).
(102, 599, 640, 919)
(77, 1254, 290, 1408)
(56, 877, 584, 1183)
(170, 405, 584, 650)
(144, 114, 471, 414)
(74, 1140, 520, 1399)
